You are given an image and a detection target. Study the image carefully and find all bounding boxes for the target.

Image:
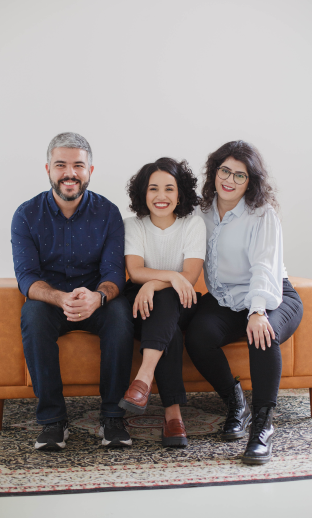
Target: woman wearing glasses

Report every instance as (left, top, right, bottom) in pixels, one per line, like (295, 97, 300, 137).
(185, 140, 303, 464)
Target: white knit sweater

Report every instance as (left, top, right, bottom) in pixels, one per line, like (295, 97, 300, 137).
(124, 215, 206, 272)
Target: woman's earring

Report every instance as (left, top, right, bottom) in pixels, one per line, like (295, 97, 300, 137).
(177, 200, 180, 205)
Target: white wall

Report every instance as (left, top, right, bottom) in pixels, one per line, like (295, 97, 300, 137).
(1, 0, 311, 278)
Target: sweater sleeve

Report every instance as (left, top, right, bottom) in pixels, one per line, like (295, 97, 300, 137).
(183, 216, 207, 261)
(124, 217, 145, 259)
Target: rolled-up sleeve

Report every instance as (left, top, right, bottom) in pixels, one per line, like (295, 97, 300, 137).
(11, 208, 41, 297)
(245, 208, 283, 315)
(97, 205, 126, 292)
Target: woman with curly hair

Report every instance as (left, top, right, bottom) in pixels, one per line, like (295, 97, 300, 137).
(118, 157, 206, 447)
(185, 141, 303, 464)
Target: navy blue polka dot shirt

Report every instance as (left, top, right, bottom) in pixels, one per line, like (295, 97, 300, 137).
(11, 189, 126, 297)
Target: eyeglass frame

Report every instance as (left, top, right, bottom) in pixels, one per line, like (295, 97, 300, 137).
(216, 166, 249, 185)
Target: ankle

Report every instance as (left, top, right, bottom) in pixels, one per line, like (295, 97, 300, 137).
(165, 404, 182, 422)
(134, 371, 153, 387)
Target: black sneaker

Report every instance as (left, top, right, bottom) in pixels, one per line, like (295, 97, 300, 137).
(99, 417, 132, 447)
(35, 420, 69, 451)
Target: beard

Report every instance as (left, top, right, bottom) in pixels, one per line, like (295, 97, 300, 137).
(49, 175, 90, 201)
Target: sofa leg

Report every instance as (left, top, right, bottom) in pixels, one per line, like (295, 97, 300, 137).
(0, 399, 4, 431)
(310, 389, 312, 418)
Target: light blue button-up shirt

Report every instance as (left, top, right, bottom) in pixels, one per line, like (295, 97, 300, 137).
(196, 195, 287, 315)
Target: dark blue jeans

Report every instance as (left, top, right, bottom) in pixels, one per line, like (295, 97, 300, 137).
(21, 295, 134, 424)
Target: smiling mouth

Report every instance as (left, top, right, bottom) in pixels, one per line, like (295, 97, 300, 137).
(221, 184, 235, 192)
(154, 203, 170, 209)
(60, 179, 80, 187)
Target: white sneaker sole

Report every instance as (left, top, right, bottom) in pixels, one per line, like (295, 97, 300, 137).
(101, 437, 132, 446)
(99, 426, 132, 446)
(35, 428, 70, 450)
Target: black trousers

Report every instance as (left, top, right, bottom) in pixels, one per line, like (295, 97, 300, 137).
(124, 281, 199, 408)
(185, 279, 303, 408)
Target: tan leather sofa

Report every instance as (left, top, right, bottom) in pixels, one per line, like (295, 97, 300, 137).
(1, 272, 312, 430)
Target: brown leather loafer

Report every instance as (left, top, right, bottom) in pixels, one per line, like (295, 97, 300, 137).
(118, 380, 152, 415)
(162, 418, 188, 447)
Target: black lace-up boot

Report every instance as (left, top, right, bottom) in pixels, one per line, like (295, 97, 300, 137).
(242, 407, 274, 465)
(220, 381, 251, 440)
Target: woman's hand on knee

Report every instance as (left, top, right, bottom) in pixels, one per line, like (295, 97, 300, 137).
(247, 314, 275, 351)
(133, 282, 155, 320)
(170, 272, 197, 308)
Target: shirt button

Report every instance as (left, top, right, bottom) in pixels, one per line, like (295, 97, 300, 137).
(66, 243, 69, 246)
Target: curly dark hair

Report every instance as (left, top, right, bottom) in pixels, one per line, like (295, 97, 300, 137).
(201, 140, 278, 212)
(127, 157, 200, 218)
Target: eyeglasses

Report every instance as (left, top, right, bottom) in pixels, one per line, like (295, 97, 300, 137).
(217, 167, 248, 185)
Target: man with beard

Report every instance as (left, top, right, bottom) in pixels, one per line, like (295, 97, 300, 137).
(11, 133, 134, 450)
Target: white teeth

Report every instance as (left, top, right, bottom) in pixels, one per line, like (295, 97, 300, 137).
(63, 181, 77, 185)
(155, 203, 169, 207)
(222, 185, 234, 191)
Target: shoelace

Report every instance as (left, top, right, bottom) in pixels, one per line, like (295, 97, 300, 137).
(102, 418, 129, 429)
(227, 393, 243, 422)
(42, 421, 64, 432)
(249, 411, 267, 441)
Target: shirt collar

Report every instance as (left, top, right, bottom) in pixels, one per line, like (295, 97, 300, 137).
(230, 195, 246, 218)
(144, 215, 183, 235)
(47, 189, 89, 218)
(213, 194, 246, 223)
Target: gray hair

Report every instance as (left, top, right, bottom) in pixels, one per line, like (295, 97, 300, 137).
(47, 132, 93, 167)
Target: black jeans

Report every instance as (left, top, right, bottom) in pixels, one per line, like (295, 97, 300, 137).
(124, 281, 199, 408)
(21, 295, 134, 424)
(185, 279, 303, 408)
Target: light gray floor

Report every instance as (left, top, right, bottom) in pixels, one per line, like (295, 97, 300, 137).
(1, 479, 311, 518)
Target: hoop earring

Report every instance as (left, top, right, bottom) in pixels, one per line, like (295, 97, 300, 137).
(177, 200, 180, 205)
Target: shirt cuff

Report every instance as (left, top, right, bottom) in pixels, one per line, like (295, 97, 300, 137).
(19, 275, 42, 297)
(96, 274, 125, 294)
(184, 251, 206, 260)
(248, 295, 267, 319)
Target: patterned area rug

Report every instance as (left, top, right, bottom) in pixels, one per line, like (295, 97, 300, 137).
(1, 389, 312, 495)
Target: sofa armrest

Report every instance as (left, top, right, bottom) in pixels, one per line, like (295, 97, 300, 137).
(0, 279, 26, 386)
(288, 276, 312, 376)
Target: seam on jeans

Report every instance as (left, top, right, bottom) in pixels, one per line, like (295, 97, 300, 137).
(161, 394, 187, 407)
(141, 339, 167, 345)
(140, 339, 168, 351)
(37, 412, 67, 424)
